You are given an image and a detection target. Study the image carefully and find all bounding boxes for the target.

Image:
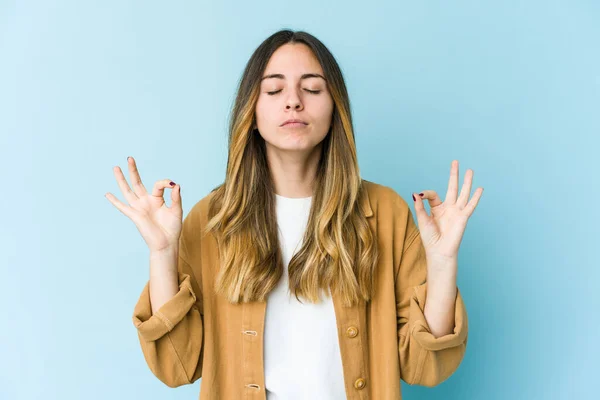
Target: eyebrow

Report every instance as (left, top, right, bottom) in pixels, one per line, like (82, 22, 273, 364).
(261, 73, 327, 82)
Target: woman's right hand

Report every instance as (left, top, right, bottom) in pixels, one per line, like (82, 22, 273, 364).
(105, 156, 183, 253)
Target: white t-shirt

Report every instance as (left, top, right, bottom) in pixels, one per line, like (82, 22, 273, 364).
(264, 193, 346, 399)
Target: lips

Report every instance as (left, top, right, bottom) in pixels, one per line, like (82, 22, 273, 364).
(281, 119, 308, 126)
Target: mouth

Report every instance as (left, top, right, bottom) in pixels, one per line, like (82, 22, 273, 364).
(281, 119, 308, 127)
(281, 122, 308, 128)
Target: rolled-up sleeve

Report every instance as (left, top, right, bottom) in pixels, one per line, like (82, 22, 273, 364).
(133, 271, 199, 341)
(396, 207, 468, 387)
(132, 211, 205, 387)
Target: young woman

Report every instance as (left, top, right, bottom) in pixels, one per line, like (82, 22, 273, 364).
(106, 29, 483, 400)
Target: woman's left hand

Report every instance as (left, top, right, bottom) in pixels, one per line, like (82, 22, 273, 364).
(412, 160, 483, 262)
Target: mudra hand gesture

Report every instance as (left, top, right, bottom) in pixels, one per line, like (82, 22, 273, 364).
(412, 160, 484, 262)
(104, 156, 183, 253)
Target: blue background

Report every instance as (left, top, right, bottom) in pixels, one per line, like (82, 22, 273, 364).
(1, 1, 598, 399)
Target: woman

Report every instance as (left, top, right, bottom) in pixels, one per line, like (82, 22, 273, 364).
(106, 29, 482, 399)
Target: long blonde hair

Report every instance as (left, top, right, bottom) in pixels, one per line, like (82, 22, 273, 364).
(204, 29, 378, 307)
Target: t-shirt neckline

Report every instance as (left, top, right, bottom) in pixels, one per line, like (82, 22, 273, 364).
(275, 193, 313, 200)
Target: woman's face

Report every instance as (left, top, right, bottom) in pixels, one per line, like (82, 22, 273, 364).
(255, 43, 334, 154)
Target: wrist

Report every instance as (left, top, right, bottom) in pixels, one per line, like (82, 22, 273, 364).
(150, 246, 178, 260)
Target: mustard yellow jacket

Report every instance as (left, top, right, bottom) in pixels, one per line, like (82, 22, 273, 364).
(132, 179, 469, 399)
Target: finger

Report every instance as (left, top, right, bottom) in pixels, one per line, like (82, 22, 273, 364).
(464, 187, 484, 216)
(412, 192, 431, 226)
(105, 192, 138, 220)
(418, 190, 443, 208)
(151, 179, 177, 199)
(113, 166, 138, 204)
(169, 183, 183, 218)
(457, 168, 474, 208)
(445, 159, 459, 204)
(128, 156, 149, 197)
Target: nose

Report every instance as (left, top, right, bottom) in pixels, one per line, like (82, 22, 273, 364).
(285, 91, 303, 111)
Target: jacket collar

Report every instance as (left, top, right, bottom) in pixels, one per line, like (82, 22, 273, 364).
(360, 180, 373, 218)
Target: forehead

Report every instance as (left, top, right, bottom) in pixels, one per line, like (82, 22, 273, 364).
(263, 43, 324, 77)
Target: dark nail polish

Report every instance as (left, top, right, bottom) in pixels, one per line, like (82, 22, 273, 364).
(412, 194, 416, 201)
(170, 182, 175, 186)
(419, 193, 424, 197)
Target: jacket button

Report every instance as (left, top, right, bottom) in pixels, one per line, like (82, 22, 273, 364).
(354, 378, 366, 390)
(346, 326, 358, 338)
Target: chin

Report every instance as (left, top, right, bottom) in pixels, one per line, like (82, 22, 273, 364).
(269, 139, 317, 152)
(277, 143, 314, 152)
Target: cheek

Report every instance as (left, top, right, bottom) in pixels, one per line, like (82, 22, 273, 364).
(313, 97, 334, 125)
(254, 99, 265, 124)
(255, 97, 278, 125)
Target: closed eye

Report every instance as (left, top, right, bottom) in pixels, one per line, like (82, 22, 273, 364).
(266, 89, 322, 95)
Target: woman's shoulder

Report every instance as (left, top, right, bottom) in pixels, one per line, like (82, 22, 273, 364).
(184, 180, 412, 221)
(182, 183, 223, 226)
(361, 178, 411, 217)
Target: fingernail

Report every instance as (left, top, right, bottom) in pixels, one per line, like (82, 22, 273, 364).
(419, 193, 424, 197)
(412, 194, 416, 201)
(170, 182, 175, 186)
